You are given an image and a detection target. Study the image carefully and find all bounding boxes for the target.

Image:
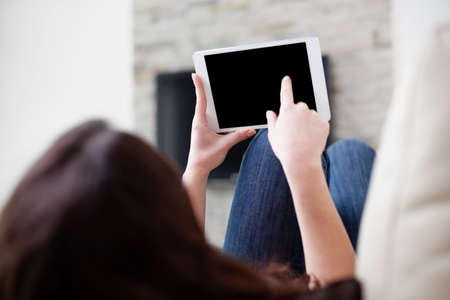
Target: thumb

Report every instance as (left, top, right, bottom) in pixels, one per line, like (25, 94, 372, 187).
(266, 110, 277, 131)
(222, 128, 256, 149)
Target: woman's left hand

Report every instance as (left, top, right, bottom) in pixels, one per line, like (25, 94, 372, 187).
(185, 74, 256, 178)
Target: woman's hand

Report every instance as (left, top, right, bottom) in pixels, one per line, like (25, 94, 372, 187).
(185, 74, 256, 178)
(267, 77, 355, 283)
(266, 76, 329, 177)
(183, 74, 255, 229)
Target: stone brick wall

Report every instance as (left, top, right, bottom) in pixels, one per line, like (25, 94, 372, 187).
(134, 0, 392, 148)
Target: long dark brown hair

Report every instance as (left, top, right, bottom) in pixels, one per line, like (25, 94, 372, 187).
(0, 120, 357, 300)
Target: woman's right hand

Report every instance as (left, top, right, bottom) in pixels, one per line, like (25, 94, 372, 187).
(266, 76, 330, 177)
(267, 78, 355, 284)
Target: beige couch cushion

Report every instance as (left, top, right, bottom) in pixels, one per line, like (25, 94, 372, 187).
(356, 24, 450, 300)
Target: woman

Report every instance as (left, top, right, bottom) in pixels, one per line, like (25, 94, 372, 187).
(0, 75, 374, 299)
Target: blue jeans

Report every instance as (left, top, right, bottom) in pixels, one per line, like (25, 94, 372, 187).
(223, 129, 375, 274)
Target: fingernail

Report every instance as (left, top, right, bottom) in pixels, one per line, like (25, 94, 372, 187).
(191, 73, 195, 80)
(266, 111, 270, 118)
(283, 75, 290, 82)
(247, 129, 255, 136)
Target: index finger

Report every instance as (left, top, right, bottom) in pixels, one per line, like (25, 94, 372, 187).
(280, 76, 294, 109)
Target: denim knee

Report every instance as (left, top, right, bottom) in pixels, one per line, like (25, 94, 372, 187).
(246, 129, 270, 153)
(327, 138, 375, 161)
(254, 128, 268, 143)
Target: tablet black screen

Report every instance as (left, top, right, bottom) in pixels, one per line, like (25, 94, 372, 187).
(205, 42, 316, 129)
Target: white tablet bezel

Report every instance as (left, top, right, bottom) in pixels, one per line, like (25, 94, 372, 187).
(193, 37, 331, 133)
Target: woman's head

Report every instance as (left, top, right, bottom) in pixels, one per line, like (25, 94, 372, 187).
(0, 120, 307, 299)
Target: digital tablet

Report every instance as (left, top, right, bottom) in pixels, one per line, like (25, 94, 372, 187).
(192, 37, 330, 133)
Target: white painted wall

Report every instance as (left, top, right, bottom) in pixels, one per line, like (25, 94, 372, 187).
(393, 0, 450, 84)
(0, 0, 133, 206)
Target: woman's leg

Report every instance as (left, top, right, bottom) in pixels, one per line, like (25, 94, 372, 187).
(223, 129, 375, 274)
(223, 129, 307, 272)
(325, 139, 375, 249)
